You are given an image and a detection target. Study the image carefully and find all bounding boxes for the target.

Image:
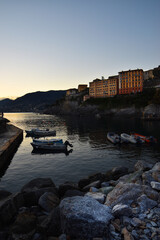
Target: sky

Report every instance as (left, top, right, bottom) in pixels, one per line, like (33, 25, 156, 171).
(0, 0, 160, 99)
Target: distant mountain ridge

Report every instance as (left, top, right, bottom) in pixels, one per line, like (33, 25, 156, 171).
(0, 90, 66, 112)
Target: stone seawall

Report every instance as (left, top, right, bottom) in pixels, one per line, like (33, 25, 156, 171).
(0, 124, 23, 170)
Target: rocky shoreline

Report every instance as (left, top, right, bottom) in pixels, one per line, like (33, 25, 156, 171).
(44, 103, 160, 120)
(0, 160, 160, 240)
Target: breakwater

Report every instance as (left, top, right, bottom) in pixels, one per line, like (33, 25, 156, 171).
(0, 160, 160, 239)
(0, 124, 23, 171)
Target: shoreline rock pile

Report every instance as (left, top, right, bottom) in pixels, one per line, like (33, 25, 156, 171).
(0, 160, 160, 240)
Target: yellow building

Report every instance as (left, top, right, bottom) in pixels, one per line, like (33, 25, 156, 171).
(89, 77, 118, 98)
(118, 69, 143, 95)
(78, 84, 88, 92)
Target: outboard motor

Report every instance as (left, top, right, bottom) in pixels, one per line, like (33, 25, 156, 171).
(64, 141, 73, 148)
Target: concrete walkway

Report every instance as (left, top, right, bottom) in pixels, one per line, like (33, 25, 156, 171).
(0, 124, 23, 170)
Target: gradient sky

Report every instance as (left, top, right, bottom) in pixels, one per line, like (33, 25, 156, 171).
(0, 0, 160, 98)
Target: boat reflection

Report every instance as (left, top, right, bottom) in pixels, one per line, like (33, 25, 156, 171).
(31, 148, 73, 156)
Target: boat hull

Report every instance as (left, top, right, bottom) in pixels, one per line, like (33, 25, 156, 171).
(107, 132, 121, 144)
(31, 142, 67, 151)
(26, 129, 56, 137)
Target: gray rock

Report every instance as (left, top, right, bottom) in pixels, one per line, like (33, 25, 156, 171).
(112, 204, 132, 217)
(142, 170, 155, 185)
(122, 216, 131, 226)
(132, 229, 139, 239)
(85, 192, 106, 204)
(152, 162, 160, 171)
(22, 187, 58, 207)
(105, 182, 143, 207)
(58, 182, 78, 197)
(21, 178, 55, 193)
(101, 182, 110, 188)
(99, 186, 114, 195)
(78, 178, 91, 189)
(118, 170, 143, 184)
(59, 196, 113, 239)
(59, 234, 67, 240)
(63, 189, 84, 198)
(44, 206, 61, 237)
(137, 194, 157, 213)
(39, 192, 59, 212)
(151, 181, 160, 190)
(134, 160, 153, 172)
(111, 166, 128, 180)
(82, 180, 101, 192)
(11, 211, 36, 237)
(89, 187, 99, 192)
(152, 171, 160, 182)
(130, 217, 144, 227)
(0, 192, 24, 225)
(0, 190, 12, 200)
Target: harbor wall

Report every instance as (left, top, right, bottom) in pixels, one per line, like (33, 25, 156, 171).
(0, 125, 23, 170)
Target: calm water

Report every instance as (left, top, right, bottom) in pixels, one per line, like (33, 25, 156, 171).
(0, 112, 160, 193)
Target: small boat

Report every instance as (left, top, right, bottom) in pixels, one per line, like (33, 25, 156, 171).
(131, 133, 157, 143)
(107, 132, 121, 144)
(33, 138, 63, 144)
(121, 133, 137, 144)
(26, 128, 56, 137)
(31, 140, 73, 152)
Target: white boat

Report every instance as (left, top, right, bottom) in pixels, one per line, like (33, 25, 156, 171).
(107, 132, 121, 144)
(31, 140, 73, 152)
(33, 138, 63, 144)
(120, 133, 137, 144)
(25, 128, 56, 137)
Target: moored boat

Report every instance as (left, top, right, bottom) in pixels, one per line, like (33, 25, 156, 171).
(121, 133, 137, 144)
(26, 128, 56, 137)
(107, 132, 121, 144)
(33, 138, 63, 144)
(131, 133, 157, 143)
(30, 140, 73, 152)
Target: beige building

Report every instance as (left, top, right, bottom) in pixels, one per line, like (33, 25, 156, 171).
(89, 77, 118, 98)
(66, 88, 78, 96)
(143, 70, 154, 80)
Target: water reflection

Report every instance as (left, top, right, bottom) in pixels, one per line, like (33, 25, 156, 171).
(31, 148, 73, 156)
(0, 113, 160, 193)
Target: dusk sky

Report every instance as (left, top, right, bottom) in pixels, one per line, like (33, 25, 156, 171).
(0, 0, 160, 99)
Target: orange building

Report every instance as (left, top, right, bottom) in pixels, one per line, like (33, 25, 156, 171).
(89, 77, 118, 98)
(118, 69, 143, 95)
(78, 84, 88, 92)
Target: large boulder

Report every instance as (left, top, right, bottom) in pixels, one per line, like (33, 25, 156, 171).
(11, 211, 36, 240)
(134, 160, 153, 172)
(105, 182, 143, 207)
(39, 192, 60, 212)
(58, 182, 78, 197)
(22, 187, 58, 207)
(0, 193, 24, 226)
(111, 166, 128, 180)
(82, 180, 101, 192)
(59, 196, 113, 239)
(21, 178, 55, 193)
(105, 182, 159, 207)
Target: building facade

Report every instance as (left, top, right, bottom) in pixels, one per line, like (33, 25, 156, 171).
(143, 70, 154, 80)
(89, 77, 118, 98)
(78, 84, 88, 92)
(66, 88, 78, 96)
(118, 69, 143, 95)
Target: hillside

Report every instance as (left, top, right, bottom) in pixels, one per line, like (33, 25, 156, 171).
(0, 90, 66, 112)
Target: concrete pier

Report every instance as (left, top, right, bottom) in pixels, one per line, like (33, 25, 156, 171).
(0, 124, 23, 171)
